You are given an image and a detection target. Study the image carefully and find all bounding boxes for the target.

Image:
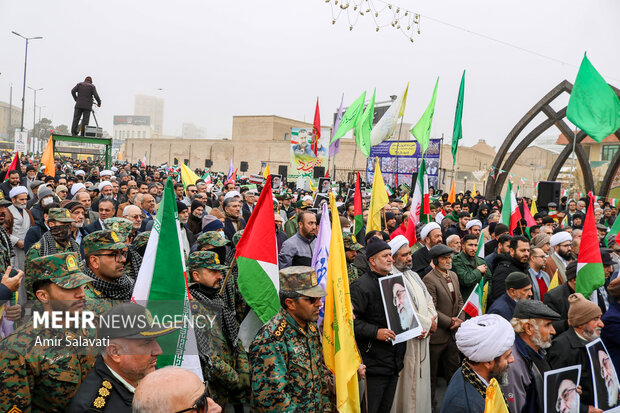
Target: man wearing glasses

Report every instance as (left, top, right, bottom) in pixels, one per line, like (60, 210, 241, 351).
(250, 266, 331, 412)
(528, 247, 551, 301)
(82, 230, 134, 315)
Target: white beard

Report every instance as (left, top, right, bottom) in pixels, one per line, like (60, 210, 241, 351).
(398, 305, 414, 331)
(566, 394, 579, 413)
(606, 375, 619, 407)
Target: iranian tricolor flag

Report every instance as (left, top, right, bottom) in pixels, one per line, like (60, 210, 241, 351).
(235, 175, 280, 323)
(406, 159, 430, 245)
(500, 180, 521, 235)
(354, 172, 364, 236)
(576, 192, 606, 298)
(463, 278, 485, 317)
(476, 231, 485, 258)
(132, 178, 203, 379)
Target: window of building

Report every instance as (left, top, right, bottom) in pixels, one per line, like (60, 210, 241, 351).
(602, 144, 619, 161)
(284, 132, 289, 141)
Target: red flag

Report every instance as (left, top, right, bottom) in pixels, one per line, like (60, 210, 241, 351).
(311, 98, 321, 156)
(325, 170, 329, 178)
(3, 153, 19, 182)
(522, 200, 536, 227)
(404, 208, 417, 246)
(225, 168, 237, 185)
(353, 173, 363, 236)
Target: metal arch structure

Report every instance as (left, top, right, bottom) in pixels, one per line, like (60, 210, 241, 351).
(485, 80, 620, 198)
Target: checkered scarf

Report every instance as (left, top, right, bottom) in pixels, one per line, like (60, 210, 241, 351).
(82, 265, 134, 301)
(189, 283, 239, 349)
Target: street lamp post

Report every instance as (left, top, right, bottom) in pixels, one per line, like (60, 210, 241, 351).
(12, 31, 43, 133)
(28, 87, 43, 154)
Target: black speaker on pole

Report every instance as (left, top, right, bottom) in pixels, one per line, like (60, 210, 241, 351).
(537, 181, 561, 209)
(240, 161, 248, 172)
(278, 165, 288, 177)
(205, 159, 213, 168)
(313, 166, 325, 179)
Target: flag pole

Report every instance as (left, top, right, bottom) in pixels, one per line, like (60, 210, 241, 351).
(568, 128, 577, 193)
(219, 257, 237, 295)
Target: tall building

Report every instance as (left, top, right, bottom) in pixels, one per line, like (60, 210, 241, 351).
(0, 101, 22, 140)
(134, 95, 163, 135)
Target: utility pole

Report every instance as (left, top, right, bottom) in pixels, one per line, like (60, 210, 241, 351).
(8, 84, 12, 139)
(12, 31, 43, 132)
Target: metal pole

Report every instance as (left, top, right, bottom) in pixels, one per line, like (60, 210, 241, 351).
(8, 84, 12, 138)
(568, 128, 577, 195)
(32, 89, 37, 139)
(20, 38, 29, 131)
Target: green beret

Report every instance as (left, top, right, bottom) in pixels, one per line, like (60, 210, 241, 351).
(30, 252, 91, 289)
(83, 230, 128, 256)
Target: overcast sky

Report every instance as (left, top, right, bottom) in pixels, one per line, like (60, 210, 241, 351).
(1, 0, 618, 148)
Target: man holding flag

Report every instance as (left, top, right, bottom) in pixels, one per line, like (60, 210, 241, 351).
(250, 266, 331, 412)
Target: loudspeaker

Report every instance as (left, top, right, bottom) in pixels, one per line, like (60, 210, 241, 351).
(184, 159, 189, 165)
(240, 161, 248, 172)
(205, 159, 213, 168)
(313, 166, 325, 179)
(278, 165, 288, 177)
(173, 158, 179, 165)
(537, 181, 561, 208)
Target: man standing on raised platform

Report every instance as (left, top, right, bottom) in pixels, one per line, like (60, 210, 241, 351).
(71, 76, 101, 136)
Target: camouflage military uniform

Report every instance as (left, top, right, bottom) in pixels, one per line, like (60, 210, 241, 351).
(284, 215, 298, 238)
(196, 231, 230, 250)
(24, 208, 81, 301)
(250, 266, 331, 412)
(82, 230, 132, 316)
(343, 233, 363, 282)
(188, 251, 250, 408)
(0, 252, 96, 413)
(103, 217, 142, 280)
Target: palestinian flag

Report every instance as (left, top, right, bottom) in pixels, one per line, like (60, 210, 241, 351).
(500, 180, 521, 235)
(576, 192, 606, 298)
(235, 175, 279, 323)
(609, 214, 620, 245)
(463, 278, 485, 317)
(131, 178, 203, 379)
(354, 172, 363, 236)
(3, 153, 19, 182)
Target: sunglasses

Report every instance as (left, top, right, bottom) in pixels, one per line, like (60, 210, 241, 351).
(298, 296, 321, 304)
(175, 381, 209, 413)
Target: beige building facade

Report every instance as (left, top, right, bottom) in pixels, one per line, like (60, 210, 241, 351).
(121, 115, 559, 197)
(0, 101, 22, 140)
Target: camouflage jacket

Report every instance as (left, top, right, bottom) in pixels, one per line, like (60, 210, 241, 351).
(284, 216, 298, 238)
(0, 318, 96, 412)
(24, 238, 81, 301)
(249, 308, 332, 412)
(347, 261, 359, 282)
(84, 283, 124, 318)
(189, 289, 249, 407)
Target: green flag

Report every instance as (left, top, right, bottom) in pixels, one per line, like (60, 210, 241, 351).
(355, 89, 376, 157)
(411, 77, 439, 155)
(567, 53, 620, 142)
(452, 71, 465, 165)
(331, 91, 367, 143)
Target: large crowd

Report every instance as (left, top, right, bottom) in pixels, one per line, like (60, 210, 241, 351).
(0, 153, 618, 413)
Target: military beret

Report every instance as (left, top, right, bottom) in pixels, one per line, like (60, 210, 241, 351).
(343, 233, 362, 251)
(188, 251, 228, 272)
(103, 217, 133, 239)
(197, 231, 229, 250)
(512, 299, 560, 320)
(294, 200, 309, 210)
(48, 208, 75, 223)
(279, 266, 326, 298)
(505, 272, 532, 290)
(30, 252, 91, 289)
(84, 230, 128, 256)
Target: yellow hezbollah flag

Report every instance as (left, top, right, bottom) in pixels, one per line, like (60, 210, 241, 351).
(548, 270, 559, 291)
(262, 163, 270, 179)
(473, 180, 477, 196)
(179, 162, 200, 189)
(41, 135, 55, 178)
(367, 157, 389, 233)
(485, 378, 509, 413)
(530, 198, 538, 216)
(323, 192, 361, 413)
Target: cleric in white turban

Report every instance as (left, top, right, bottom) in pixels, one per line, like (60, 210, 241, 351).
(440, 314, 515, 413)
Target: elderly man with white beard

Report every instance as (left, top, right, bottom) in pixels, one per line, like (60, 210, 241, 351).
(503, 299, 560, 413)
(548, 293, 605, 413)
(387, 235, 437, 413)
(440, 314, 515, 413)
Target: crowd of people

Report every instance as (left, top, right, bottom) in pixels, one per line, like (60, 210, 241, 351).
(0, 153, 618, 413)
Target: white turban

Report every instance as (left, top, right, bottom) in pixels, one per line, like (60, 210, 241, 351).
(111, 166, 118, 172)
(75, 170, 85, 177)
(302, 195, 313, 203)
(98, 181, 113, 191)
(71, 183, 86, 196)
(224, 191, 241, 200)
(420, 222, 441, 240)
(9, 186, 28, 199)
(389, 235, 409, 256)
(466, 219, 482, 231)
(100, 170, 113, 177)
(550, 231, 572, 247)
(456, 314, 515, 362)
